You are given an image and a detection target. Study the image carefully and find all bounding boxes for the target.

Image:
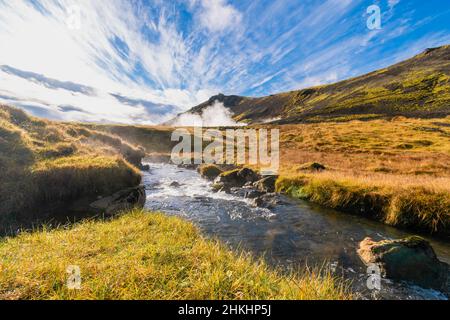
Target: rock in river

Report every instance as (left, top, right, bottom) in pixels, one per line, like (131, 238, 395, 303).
(90, 186, 146, 216)
(357, 236, 449, 292)
(214, 168, 260, 189)
(253, 176, 278, 193)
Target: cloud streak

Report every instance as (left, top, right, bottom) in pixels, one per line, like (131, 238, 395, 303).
(0, 0, 449, 124)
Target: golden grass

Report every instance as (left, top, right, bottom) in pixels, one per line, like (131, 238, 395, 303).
(0, 210, 350, 300)
(276, 172, 450, 236)
(0, 105, 143, 231)
(254, 117, 450, 236)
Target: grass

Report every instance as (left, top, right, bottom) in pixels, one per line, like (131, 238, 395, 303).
(276, 172, 450, 237)
(0, 210, 350, 300)
(0, 105, 143, 232)
(248, 117, 450, 236)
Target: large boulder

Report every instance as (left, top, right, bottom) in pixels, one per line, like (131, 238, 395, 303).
(90, 186, 146, 216)
(198, 164, 223, 181)
(214, 168, 260, 189)
(254, 176, 278, 193)
(250, 193, 284, 209)
(357, 236, 449, 292)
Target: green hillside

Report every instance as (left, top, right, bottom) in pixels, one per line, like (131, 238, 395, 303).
(178, 45, 450, 124)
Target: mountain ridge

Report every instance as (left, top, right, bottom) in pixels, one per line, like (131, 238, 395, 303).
(172, 45, 450, 124)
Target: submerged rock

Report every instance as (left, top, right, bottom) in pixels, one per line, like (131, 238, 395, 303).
(90, 186, 146, 216)
(170, 181, 182, 188)
(254, 176, 278, 193)
(214, 168, 260, 189)
(141, 164, 150, 171)
(244, 190, 265, 199)
(250, 193, 283, 209)
(357, 236, 449, 292)
(177, 163, 198, 170)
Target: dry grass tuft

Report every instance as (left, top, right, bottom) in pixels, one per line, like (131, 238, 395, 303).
(0, 210, 351, 300)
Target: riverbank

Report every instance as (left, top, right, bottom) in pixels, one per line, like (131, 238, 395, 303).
(0, 209, 350, 300)
(276, 173, 450, 238)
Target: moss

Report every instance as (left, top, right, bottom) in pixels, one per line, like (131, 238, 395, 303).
(198, 164, 223, 181)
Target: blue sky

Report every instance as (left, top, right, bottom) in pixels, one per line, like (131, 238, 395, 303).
(0, 0, 449, 124)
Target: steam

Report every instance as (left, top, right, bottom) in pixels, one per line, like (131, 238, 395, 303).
(172, 100, 244, 127)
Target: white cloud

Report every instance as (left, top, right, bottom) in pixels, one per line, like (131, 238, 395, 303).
(198, 0, 242, 32)
(0, 0, 224, 123)
(388, 0, 401, 9)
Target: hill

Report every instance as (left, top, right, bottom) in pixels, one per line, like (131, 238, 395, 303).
(173, 45, 450, 124)
(0, 105, 144, 233)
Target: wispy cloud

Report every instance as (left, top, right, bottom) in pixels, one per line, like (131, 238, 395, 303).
(0, 0, 449, 123)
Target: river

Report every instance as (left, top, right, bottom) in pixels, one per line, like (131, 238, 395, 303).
(143, 162, 450, 300)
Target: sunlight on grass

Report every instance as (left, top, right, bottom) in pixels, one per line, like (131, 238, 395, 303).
(0, 210, 351, 300)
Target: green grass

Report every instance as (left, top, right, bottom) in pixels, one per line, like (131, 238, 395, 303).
(0, 210, 350, 300)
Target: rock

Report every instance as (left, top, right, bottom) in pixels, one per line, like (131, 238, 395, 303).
(298, 162, 326, 172)
(140, 164, 150, 171)
(357, 236, 449, 292)
(254, 176, 278, 193)
(211, 183, 230, 193)
(245, 190, 265, 199)
(198, 164, 223, 181)
(250, 197, 265, 208)
(214, 168, 260, 189)
(239, 168, 261, 182)
(249, 193, 282, 209)
(170, 181, 182, 187)
(177, 163, 198, 170)
(90, 186, 146, 216)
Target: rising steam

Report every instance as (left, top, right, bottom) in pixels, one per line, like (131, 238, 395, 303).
(172, 100, 244, 127)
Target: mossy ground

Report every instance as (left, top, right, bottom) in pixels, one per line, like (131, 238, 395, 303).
(0, 210, 350, 300)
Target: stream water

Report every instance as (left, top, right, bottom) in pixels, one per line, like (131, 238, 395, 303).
(143, 162, 450, 300)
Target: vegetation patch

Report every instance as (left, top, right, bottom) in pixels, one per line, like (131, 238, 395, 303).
(276, 175, 450, 237)
(0, 210, 350, 300)
(0, 105, 143, 233)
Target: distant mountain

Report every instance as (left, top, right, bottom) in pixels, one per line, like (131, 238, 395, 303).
(172, 45, 450, 124)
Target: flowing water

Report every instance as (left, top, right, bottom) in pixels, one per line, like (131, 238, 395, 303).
(143, 162, 450, 300)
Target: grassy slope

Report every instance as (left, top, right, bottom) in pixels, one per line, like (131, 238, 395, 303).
(177, 45, 450, 124)
(0, 105, 142, 231)
(0, 210, 350, 300)
(273, 117, 450, 237)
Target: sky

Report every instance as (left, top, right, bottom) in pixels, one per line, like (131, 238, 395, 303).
(0, 0, 449, 125)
